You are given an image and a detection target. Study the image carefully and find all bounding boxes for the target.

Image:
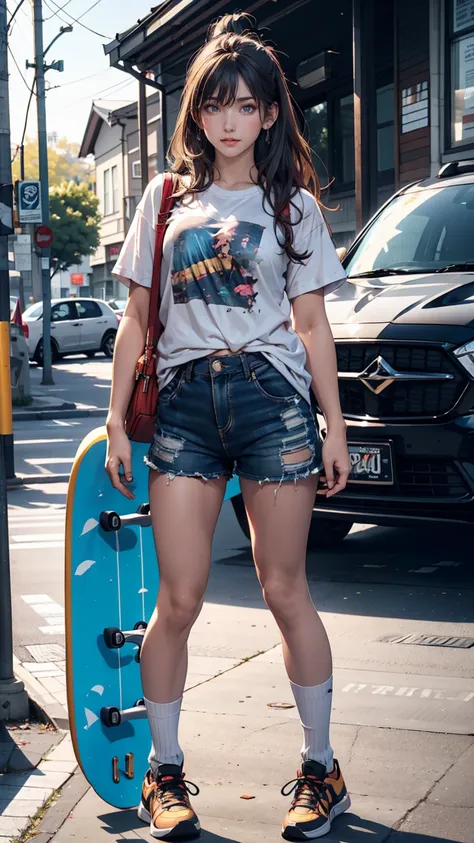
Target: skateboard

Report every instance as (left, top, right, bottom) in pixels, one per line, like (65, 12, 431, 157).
(65, 425, 241, 808)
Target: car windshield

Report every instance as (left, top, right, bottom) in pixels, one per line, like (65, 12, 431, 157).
(345, 183, 474, 278)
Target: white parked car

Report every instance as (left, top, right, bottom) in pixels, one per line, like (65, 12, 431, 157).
(22, 298, 119, 366)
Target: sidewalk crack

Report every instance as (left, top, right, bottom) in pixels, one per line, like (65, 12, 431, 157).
(388, 741, 474, 837)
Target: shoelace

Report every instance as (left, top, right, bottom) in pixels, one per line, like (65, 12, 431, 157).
(155, 773, 200, 811)
(281, 772, 330, 815)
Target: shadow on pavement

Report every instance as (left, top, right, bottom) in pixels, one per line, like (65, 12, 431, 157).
(95, 806, 462, 842)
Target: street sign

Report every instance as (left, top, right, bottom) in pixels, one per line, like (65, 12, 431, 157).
(71, 273, 84, 286)
(34, 225, 53, 248)
(18, 181, 42, 224)
(13, 234, 32, 272)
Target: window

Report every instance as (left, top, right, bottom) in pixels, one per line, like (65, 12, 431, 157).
(51, 303, 74, 322)
(76, 300, 102, 319)
(376, 84, 395, 185)
(132, 160, 141, 179)
(305, 102, 329, 185)
(449, 1, 474, 147)
(23, 303, 43, 319)
(111, 165, 118, 213)
(333, 95, 355, 188)
(103, 169, 110, 215)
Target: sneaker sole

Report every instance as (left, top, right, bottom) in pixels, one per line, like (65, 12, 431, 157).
(281, 793, 351, 840)
(138, 802, 201, 840)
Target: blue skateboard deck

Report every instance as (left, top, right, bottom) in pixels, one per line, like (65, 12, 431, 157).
(65, 425, 241, 808)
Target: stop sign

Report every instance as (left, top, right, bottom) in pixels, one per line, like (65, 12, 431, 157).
(34, 225, 53, 248)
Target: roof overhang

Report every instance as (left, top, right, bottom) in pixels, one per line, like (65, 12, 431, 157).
(79, 100, 136, 158)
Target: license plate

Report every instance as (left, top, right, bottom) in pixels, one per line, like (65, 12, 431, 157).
(347, 442, 394, 485)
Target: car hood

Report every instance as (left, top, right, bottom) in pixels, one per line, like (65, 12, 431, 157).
(326, 272, 474, 329)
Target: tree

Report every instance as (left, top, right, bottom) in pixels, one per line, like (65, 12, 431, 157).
(49, 181, 101, 277)
(12, 136, 93, 187)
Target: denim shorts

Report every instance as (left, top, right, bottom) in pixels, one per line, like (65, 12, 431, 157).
(145, 353, 323, 485)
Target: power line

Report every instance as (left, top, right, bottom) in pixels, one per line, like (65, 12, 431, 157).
(42, 0, 111, 37)
(62, 76, 135, 108)
(44, 0, 74, 21)
(48, 66, 112, 88)
(76, 0, 105, 22)
(8, 43, 35, 94)
(6, 0, 26, 32)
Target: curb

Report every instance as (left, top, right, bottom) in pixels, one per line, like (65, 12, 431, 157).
(14, 658, 69, 733)
(8, 473, 71, 489)
(13, 408, 108, 422)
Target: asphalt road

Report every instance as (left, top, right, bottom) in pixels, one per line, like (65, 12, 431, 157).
(7, 357, 474, 740)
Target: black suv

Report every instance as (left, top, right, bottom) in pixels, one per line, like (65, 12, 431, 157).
(231, 162, 474, 546)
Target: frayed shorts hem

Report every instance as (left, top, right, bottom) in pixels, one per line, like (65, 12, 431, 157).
(143, 455, 232, 483)
(235, 462, 323, 484)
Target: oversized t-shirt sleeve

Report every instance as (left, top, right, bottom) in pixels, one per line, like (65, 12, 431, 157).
(285, 195, 346, 300)
(111, 174, 162, 288)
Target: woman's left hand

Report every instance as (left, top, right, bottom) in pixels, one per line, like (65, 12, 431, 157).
(319, 425, 350, 498)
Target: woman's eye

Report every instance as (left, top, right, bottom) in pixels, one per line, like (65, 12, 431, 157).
(204, 104, 219, 113)
(241, 105, 256, 113)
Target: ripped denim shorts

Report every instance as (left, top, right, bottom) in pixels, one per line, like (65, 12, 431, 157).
(145, 353, 323, 486)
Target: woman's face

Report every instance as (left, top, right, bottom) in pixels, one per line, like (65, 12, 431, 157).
(200, 76, 277, 159)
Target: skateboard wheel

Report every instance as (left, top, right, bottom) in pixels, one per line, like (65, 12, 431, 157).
(137, 503, 150, 515)
(134, 698, 145, 708)
(133, 621, 147, 631)
(101, 706, 121, 727)
(99, 511, 121, 532)
(103, 627, 125, 649)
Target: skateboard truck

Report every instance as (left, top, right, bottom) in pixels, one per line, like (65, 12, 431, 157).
(103, 621, 147, 663)
(99, 503, 151, 532)
(101, 698, 146, 728)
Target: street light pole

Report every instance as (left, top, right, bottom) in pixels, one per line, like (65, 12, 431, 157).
(32, 0, 53, 384)
(0, 0, 29, 721)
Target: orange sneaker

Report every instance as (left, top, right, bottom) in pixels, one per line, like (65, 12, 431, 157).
(281, 759, 350, 839)
(138, 764, 200, 840)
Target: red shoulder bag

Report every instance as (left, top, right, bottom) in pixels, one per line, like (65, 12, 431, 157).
(125, 173, 177, 442)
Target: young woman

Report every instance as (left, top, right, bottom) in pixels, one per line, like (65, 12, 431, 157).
(107, 12, 351, 841)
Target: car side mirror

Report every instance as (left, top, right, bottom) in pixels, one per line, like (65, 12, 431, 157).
(336, 247, 347, 262)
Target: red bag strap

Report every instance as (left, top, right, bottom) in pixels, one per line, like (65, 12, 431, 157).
(147, 172, 177, 350)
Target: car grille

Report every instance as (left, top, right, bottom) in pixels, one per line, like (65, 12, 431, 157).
(397, 458, 469, 499)
(337, 343, 466, 419)
(341, 458, 470, 501)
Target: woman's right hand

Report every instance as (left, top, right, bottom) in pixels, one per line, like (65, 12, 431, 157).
(105, 421, 135, 500)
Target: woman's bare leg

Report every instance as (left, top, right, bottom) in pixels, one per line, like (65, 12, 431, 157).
(240, 475, 331, 685)
(240, 475, 334, 771)
(141, 473, 227, 703)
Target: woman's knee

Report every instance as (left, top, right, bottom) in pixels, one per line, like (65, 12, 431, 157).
(157, 589, 204, 635)
(261, 574, 308, 625)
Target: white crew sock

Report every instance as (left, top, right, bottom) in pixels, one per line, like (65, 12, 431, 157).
(290, 675, 334, 772)
(145, 696, 184, 774)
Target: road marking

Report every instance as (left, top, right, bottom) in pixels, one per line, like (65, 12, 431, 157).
(14, 438, 76, 445)
(21, 595, 65, 637)
(11, 541, 63, 550)
(11, 533, 64, 542)
(341, 682, 474, 703)
(25, 457, 74, 465)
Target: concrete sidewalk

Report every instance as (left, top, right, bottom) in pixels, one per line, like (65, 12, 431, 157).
(9, 559, 473, 843)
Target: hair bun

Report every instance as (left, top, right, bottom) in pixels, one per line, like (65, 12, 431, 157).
(207, 12, 261, 42)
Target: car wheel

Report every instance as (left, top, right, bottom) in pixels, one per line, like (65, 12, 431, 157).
(307, 517, 353, 549)
(230, 494, 251, 540)
(33, 339, 60, 366)
(101, 330, 116, 358)
(86, 351, 96, 359)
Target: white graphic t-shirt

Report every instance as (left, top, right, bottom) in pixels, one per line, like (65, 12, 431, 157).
(112, 173, 346, 402)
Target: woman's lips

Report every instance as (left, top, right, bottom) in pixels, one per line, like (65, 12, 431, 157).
(221, 139, 240, 145)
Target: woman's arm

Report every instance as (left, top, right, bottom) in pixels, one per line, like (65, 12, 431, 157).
(105, 281, 151, 499)
(292, 289, 349, 497)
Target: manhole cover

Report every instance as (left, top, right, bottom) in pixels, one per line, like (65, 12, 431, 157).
(378, 633, 474, 649)
(25, 643, 66, 662)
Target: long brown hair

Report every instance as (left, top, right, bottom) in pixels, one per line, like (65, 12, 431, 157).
(168, 12, 321, 263)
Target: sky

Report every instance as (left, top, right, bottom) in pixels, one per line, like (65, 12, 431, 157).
(7, 0, 156, 148)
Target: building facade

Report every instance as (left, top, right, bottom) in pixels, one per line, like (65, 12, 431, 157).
(102, 0, 474, 246)
(79, 93, 161, 299)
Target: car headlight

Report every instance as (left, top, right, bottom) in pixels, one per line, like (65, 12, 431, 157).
(454, 340, 474, 377)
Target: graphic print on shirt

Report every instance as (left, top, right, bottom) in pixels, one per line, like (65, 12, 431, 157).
(171, 218, 265, 312)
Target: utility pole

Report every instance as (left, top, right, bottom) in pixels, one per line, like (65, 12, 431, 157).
(0, 0, 29, 720)
(32, 0, 53, 384)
